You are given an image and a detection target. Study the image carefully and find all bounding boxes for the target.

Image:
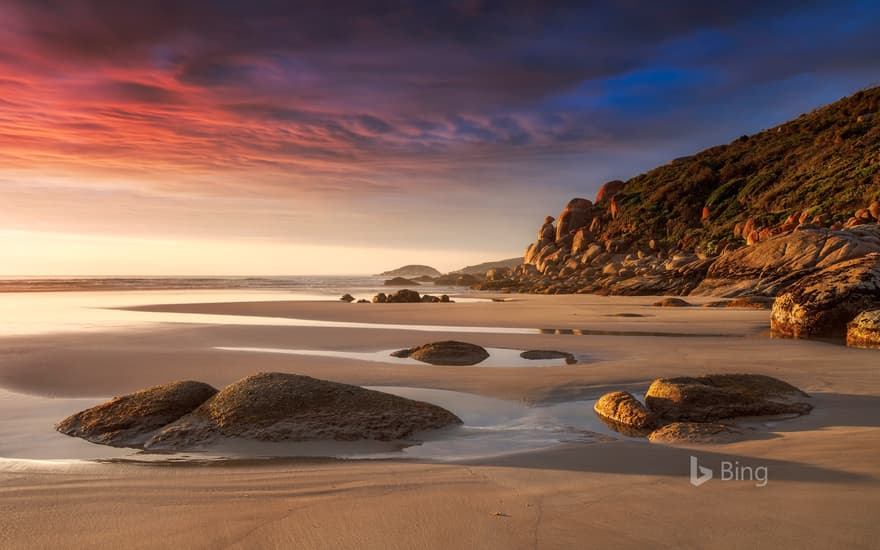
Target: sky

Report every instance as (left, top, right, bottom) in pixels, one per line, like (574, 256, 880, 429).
(1, 0, 879, 275)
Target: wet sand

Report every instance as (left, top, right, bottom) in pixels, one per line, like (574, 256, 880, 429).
(1, 293, 879, 548)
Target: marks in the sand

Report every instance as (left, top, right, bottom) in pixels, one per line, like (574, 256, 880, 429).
(214, 346, 582, 367)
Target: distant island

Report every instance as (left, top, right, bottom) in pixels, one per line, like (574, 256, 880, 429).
(452, 257, 523, 275)
(376, 265, 442, 277)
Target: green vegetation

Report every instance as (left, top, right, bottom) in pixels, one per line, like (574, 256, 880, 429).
(603, 86, 880, 252)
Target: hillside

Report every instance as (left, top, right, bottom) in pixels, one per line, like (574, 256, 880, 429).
(376, 265, 441, 277)
(479, 86, 880, 296)
(602, 86, 880, 253)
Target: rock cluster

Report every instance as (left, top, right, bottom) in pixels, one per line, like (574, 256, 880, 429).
(59, 373, 463, 451)
(384, 276, 420, 286)
(371, 290, 451, 303)
(594, 374, 811, 443)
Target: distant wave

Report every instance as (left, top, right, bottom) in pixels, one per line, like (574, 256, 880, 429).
(0, 276, 384, 293)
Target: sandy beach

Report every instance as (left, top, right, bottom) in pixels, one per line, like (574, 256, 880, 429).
(1, 292, 878, 549)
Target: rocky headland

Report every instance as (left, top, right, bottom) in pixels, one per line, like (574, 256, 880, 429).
(469, 87, 880, 346)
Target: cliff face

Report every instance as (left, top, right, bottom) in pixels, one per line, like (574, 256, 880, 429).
(478, 86, 880, 297)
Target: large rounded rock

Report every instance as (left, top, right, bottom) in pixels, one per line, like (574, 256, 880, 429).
(145, 373, 462, 450)
(595, 180, 624, 203)
(771, 252, 880, 338)
(594, 391, 657, 430)
(645, 374, 811, 422)
(392, 341, 490, 365)
(555, 198, 595, 241)
(56, 381, 218, 448)
(847, 310, 880, 349)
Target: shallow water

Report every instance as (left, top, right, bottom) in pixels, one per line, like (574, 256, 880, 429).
(0, 386, 626, 467)
(215, 346, 581, 367)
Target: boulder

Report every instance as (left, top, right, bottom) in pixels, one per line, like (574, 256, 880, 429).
(870, 201, 880, 220)
(144, 373, 462, 450)
(392, 341, 490, 365)
(340, 293, 355, 303)
(652, 297, 691, 307)
(519, 350, 576, 364)
(846, 309, 880, 349)
(593, 391, 657, 430)
(595, 180, 625, 203)
(56, 381, 218, 448)
(770, 253, 880, 338)
(645, 374, 811, 422)
(372, 293, 387, 303)
(555, 198, 595, 241)
(571, 227, 594, 255)
(384, 277, 420, 286)
(647, 422, 743, 444)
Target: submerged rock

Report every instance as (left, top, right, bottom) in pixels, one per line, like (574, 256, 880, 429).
(647, 422, 743, 444)
(392, 341, 490, 365)
(593, 391, 657, 430)
(145, 373, 462, 450)
(645, 374, 811, 422)
(56, 381, 218, 448)
(847, 310, 880, 349)
(652, 297, 692, 307)
(771, 253, 880, 338)
(520, 350, 577, 363)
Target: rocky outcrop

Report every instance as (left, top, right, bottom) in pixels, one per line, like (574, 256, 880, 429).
(846, 310, 880, 349)
(593, 391, 657, 430)
(144, 373, 463, 450)
(695, 225, 880, 296)
(647, 422, 743, 444)
(645, 374, 811, 422)
(378, 265, 442, 278)
(485, 267, 511, 281)
(384, 277, 420, 286)
(392, 341, 489, 365)
(770, 253, 880, 338)
(56, 381, 218, 448)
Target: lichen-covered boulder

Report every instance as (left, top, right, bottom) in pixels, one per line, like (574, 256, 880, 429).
(594, 391, 657, 430)
(145, 373, 462, 450)
(771, 253, 880, 338)
(645, 374, 811, 422)
(392, 341, 489, 365)
(56, 381, 218, 448)
(847, 310, 880, 349)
